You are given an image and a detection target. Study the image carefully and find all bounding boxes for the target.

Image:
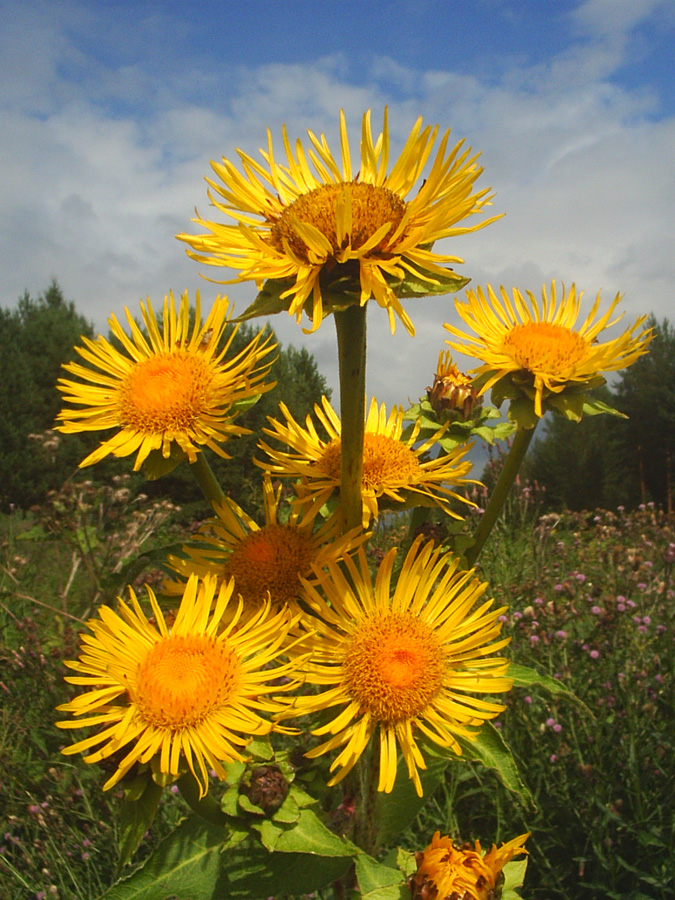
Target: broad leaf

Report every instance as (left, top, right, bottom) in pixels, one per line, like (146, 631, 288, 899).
(509, 663, 592, 715)
(376, 756, 450, 846)
(253, 807, 357, 856)
(117, 776, 163, 870)
(391, 266, 470, 299)
(502, 857, 529, 900)
(354, 853, 409, 900)
(454, 724, 535, 809)
(101, 815, 354, 900)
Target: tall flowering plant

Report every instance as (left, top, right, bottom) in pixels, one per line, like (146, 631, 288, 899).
(55, 110, 650, 899)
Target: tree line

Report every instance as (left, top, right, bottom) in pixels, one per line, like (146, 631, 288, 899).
(523, 316, 675, 512)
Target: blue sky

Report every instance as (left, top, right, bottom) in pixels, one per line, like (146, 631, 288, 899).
(1, 0, 673, 408)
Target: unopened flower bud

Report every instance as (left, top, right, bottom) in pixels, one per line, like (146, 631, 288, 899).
(426, 351, 482, 422)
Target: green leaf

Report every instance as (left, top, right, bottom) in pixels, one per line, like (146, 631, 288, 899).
(117, 777, 163, 870)
(506, 397, 539, 430)
(236, 278, 296, 321)
(376, 756, 450, 846)
(101, 815, 353, 900)
(501, 857, 529, 900)
(391, 266, 470, 299)
(355, 853, 407, 893)
(509, 663, 593, 715)
(454, 724, 535, 809)
(75, 525, 99, 553)
(142, 444, 188, 480)
(252, 807, 357, 857)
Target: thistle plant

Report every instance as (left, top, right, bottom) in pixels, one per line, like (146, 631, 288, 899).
(54, 109, 651, 900)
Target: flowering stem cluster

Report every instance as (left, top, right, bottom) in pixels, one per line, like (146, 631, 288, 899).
(53, 108, 651, 900)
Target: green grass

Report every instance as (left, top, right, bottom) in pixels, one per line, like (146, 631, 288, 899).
(2, 490, 674, 899)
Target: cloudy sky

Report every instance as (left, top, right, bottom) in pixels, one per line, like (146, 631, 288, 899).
(1, 0, 673, 409)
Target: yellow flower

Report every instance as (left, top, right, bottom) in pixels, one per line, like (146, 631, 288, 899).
(282, 537, 511, 797)
(56, 574, 302, 797)
(410, 831, 529, 900)
(56, 291, 276, 470)
(257, 396, 475, 528)
(445, 282, 651, 417)
(165, 479, 368, 616)
(177, 109, 499, 334)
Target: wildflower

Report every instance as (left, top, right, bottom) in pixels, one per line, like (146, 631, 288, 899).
(166, 479, 366, 617)
(426, 350, 482, 421)
(409, 831, 528, 900)
(258, 396, 474, 528)
(282, 537, 511, 796)
(445, 282, 650, 418)
(591, 606, 602, 615)
(178, 110, 499, 335)
(56, 574, 302, 797)
(57, 291, 276, 470)
(589, 649, 600, 659)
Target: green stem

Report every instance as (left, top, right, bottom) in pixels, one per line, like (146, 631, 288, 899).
(334, 305, 367, 535)
(351, 739, 380, 856)
(191, 451, 228, 510)
(464, 425, 536, 568)
(177, 772, 228, 828)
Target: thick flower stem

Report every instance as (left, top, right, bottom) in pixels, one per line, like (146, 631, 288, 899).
(191, 451, 228, 510)
(464, 425, 536, 568)
(334, 305, 367, 535)
(177, 772, 229, 828)
(352, 741, 380, 856)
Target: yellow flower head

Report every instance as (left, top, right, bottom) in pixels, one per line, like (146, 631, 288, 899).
(166, 479, 368, 616)
(445, 282, 651, 417)
(177, 109, 499, 335)
(56, 574, 302, 797)
(56, 291, 276, 470)
(282, 537, 512, 797)
(410, 831, 529, 900)
(257, 396, 475, 528)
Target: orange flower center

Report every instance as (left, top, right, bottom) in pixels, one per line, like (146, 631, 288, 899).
(502, 322, 588, 376)
(223, 524, 316, 608)
(134, 634, 240, 729)
(119, 352, 214, 432)
(270, 182, 407, 263)
(318, 433, 421, 490)
(344, 613, 445, 722)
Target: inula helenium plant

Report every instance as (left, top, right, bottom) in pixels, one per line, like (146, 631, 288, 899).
(55, 108, 651, 899)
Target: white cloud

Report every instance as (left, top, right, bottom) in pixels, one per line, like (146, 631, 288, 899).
(0, 0, 672, 420)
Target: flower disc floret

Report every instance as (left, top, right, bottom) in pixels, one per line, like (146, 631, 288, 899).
(166, 479, 367, 615)
(257, 396, 474, 527)
(178, 109, 499, 334)
(57, 290, 276, 470)
(56, 574, 303, 797)
(281, 537, 512, 796)
(445, 281, 651, 417)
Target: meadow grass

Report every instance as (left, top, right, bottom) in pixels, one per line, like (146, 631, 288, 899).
(1, 485, 674, 899)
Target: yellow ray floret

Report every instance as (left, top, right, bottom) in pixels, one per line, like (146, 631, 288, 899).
(411, 831, 529, 900)
(56, 290, 276, 470)
(56, 574, 303, 797)
(165, 478, 368, 617)
(178, 109, 499, 334)
(281, 537, 512, 797)
(257, 396, 475, 528)
(445, 281, 651, 417)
